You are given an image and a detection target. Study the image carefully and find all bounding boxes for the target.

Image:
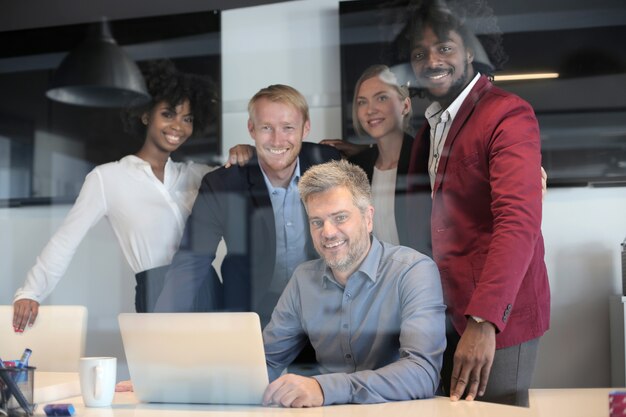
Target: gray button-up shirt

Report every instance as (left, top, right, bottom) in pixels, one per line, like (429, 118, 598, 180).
(263, 237, 446, 405)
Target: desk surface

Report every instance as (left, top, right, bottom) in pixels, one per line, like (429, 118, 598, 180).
(36, 388, 619, 417)
(34, 372, 80, 404)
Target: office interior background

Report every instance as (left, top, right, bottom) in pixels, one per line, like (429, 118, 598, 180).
(1, 0, 625, 387)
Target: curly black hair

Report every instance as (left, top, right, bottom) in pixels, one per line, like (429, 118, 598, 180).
(399, 0, 507, 75)
(122, 59, 217, 140)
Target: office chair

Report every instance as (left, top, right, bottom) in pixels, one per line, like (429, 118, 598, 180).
(0, 305, 87, 372)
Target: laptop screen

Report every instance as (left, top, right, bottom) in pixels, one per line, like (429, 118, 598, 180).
(118, 312, 268, 405)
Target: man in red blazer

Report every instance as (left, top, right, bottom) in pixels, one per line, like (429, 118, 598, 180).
(406, 1, 550, 406)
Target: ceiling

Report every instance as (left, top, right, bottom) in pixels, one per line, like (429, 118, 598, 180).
(0, 0, 291, 32)
(3, 0, 624, 33)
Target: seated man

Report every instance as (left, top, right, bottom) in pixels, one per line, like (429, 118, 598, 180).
(262, 160, 446, 407)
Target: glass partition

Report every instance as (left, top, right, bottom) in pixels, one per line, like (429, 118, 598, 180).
(1, 0, 625, 392)
(0, 11, 221, 205)
(339, 0, 626, 186)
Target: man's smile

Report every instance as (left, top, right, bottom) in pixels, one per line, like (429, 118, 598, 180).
(323, 239, 346, 249)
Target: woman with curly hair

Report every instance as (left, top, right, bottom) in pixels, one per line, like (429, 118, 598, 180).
(12, 60, 217, 328)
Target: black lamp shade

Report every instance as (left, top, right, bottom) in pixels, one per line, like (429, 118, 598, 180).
(46, 20, 151, 107)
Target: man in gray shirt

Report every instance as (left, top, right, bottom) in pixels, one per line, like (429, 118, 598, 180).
(262, 160, 446, 407)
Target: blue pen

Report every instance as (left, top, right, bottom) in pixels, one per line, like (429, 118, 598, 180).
(16, 348, 32, 369)
(15, 348, 32, 383)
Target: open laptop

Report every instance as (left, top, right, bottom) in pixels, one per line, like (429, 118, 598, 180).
(118, 312, 269, 405)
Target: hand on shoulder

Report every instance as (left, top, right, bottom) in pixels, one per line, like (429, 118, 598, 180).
(319, 139, 369, 158)
(224, 144, 255, 168)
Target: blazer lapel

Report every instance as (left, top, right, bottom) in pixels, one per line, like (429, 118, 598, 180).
(245, 162, 276, 261)
(246, 162, 272, 209)
(396, 134, 414, 188)
(408, 125, 431, 192)
(432, 76, 490, 194)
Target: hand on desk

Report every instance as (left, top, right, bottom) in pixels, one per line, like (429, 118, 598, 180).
(262, 374, 324, 408)
(13, 299, 39, 332)
(450, 318, 496, 402)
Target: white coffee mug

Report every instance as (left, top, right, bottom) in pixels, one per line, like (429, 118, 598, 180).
(79, 357, 117, 407)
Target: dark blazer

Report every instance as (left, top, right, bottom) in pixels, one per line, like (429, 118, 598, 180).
(154, 142, 341, 323)
(349, 134, 432, 256)
(408, 75, 550, 349)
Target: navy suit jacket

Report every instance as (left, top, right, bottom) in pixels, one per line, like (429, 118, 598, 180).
(154, 142, 341, 322)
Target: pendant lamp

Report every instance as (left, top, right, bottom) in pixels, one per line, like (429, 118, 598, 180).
(46, 19, 151, 107)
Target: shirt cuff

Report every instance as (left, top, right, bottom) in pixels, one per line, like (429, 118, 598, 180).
(470, 315, 485, 323)
(13, 291, 41, 304)
(312, 373, 351, 405)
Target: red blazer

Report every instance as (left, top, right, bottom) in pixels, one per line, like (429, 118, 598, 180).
(408, 75, 550, 349)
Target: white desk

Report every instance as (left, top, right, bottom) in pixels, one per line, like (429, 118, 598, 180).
(34, 372, 80, 403)
(35, 388, 620, 417)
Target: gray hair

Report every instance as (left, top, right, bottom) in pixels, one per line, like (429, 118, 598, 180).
(298, 160, 372, 213)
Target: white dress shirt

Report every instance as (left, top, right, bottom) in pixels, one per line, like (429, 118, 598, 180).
(371, 166, 400, 245)
(426, 72, 481, 189)
(14, 155, 213, 303)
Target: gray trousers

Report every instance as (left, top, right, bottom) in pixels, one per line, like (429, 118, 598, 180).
(441, 323, 540, 407)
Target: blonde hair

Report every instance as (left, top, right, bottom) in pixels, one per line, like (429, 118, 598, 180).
(298, 160, 371, 214)
(248, 84, 310, 124)
(352, 65, 412, 137)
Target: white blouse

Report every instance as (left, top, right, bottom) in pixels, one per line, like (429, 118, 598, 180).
(14, 155, 213, 303)
(371, 166, 400, 245)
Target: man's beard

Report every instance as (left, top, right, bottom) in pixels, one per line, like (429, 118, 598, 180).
(423, 61, 471, 105)
(318, 228, 370, 273)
